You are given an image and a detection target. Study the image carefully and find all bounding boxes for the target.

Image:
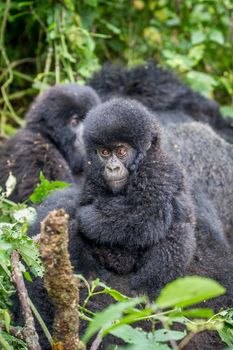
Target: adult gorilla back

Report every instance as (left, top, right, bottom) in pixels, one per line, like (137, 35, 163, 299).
(163, 122, 233, 237)
(89, 61, 233, 142)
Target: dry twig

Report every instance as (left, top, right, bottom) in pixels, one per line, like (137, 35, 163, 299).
(11, 250, 41, 350)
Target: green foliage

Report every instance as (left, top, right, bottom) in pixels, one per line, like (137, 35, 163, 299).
(0, 330, 27, 350)
(0, 0, 232, 137)
(156, 276, 226, 308)
(0, 175, 43, 280)
(29, 172, 70, 204)
(218, 309, 233, 347)
(0, 174, 46, 349)
(79, 276, 231, 349)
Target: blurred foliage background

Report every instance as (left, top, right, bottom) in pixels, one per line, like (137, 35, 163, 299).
(0, 0, 233, 137)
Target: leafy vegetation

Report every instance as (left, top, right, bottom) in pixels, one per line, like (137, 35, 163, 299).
(0, 0, 232, 138)
(66, 276, 232, 349)
(29, 172, 70, 204)
(0, 174, 42, 349)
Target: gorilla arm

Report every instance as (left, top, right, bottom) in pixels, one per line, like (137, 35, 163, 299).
(77, 188, 196, 295)
(131, 191, 196, 294)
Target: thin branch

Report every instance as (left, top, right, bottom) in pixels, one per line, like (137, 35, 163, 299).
(89, 330, 103, 350)
(178, 332, 195, 349)
(41, 47, 53, 89)
(0, 88, 37, 105)
(0, 0, 22, 126)
(11, 251, 41, 350)
(0, 0, 10, 47)
(160, 318, 178, 350)
(28, 298, 53, 346)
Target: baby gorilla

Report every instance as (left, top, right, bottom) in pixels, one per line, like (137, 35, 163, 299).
(0, 84, 100, 202)
(78, 98, 196, 292)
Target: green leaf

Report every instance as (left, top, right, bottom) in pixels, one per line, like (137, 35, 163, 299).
(103, 308, 153, 336)
(64, 0, 75, 11)
(118, 345, 170, 350)
(163, 50, 195, 72)
(98, 281, 130, 301)
(29, 172, 70, 204)
(12, 207, 37, 225)
(153, 329, 186, 342)
(186, 70, 218, 97)
(188, 44, 205, 64)
(218, 308, 233, 346)
(104, 21, 121, 34)
(191, 30, 206, 45)
(23, 271, 32, 282)
(85, 0, 98, 7)
(156, 276, 225, 309)
(110, 325, 149, 344)
(181, 308, 214, 318)
(82, 297, 145, 343)
(220, 106, 233, 118)
(111, 325, 172, 349)
(3, 310, 11, 333)
(208, 29, 224, 45)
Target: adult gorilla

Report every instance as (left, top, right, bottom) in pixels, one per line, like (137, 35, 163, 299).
(0, 84, 100, 202)
(16, 99, 233, 350)
(163, 122, 233, 237)
(89, 61, 233, 142)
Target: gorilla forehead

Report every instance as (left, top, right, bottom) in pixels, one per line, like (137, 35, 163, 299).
(84, 98, 158, 151)
(26, 83, 100, 125)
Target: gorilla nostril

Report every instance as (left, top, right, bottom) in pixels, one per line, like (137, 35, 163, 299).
(107, 165, 120, 172)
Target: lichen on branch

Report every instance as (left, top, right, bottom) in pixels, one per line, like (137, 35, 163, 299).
(40, 209, 85, 350)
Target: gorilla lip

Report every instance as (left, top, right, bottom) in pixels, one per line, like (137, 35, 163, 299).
(109, 177, 127, 183)
(108, 177, 127, 188)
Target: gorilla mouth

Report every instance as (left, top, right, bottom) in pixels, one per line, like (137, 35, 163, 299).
(108, 177, 127, 187)
(109, 177, 127, 183)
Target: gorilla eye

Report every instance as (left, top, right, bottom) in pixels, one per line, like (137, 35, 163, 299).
(70, 118, 80, 127)
(116, 146, 127, 158)
(100, 148, 110, 157)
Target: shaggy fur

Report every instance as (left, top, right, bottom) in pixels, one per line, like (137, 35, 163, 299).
(89, 61, 233, 142)
(163, 122, 233, 237)
(0, 84, 100, 202)
(78, 99, 196, 293)
(14, 99, 233, 349)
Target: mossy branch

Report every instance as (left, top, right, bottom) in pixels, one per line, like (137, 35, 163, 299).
(40, 209, 85, 350)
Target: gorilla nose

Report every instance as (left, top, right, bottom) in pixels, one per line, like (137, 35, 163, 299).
(107, 164, 120, 172)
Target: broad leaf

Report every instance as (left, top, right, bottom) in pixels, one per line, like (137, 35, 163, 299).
(156, 276, 225, 309)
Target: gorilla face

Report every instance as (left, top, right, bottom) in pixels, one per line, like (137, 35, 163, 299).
(83, 98, 159, 192)
(97, 142, 136, 191)
(26, 84, 101, 175)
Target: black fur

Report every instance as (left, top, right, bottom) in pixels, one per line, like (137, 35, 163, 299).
(0, 84, 100, 202)
(163, 122, 233, 237)
(78, 98, 196, 293)
(13, 99, 233, 349)
(89, 61, 233, 142)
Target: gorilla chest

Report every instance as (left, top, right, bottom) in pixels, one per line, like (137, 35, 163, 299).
(90, 242, 145, 275)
